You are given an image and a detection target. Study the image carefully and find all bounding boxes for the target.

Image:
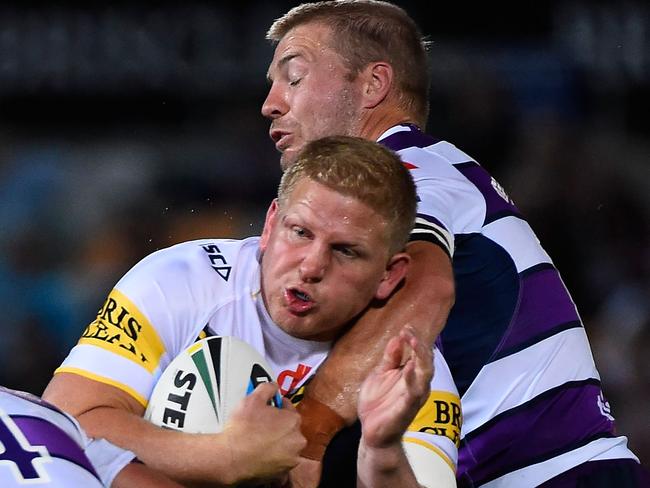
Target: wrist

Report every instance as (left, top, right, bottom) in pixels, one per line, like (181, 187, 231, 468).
(295, 397, 346, 461)
(213, 430, 245, 485)
(358, 437, 405, 472)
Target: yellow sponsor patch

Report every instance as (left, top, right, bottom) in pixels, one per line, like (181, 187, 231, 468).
(78, 289, 166, 373)
(407, 390, 462, 447)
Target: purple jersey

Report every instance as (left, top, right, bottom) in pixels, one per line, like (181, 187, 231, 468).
(0, 387, 133, 487)
(379, 124, 639, 487)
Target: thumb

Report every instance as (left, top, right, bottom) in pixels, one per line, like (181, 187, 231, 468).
(247, 381, 281, 406)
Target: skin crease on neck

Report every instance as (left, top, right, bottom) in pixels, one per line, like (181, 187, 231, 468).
(262, 21, 414, 169)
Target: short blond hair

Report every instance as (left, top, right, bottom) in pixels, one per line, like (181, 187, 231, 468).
(267, 0, 430, 126)
(278, 136, 416, 254)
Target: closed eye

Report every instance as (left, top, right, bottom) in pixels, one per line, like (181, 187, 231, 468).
(333, 245, 357, 258)
(292, 226, 310, 239)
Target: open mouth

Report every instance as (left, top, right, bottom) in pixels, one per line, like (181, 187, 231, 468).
(293, 289, 311, 301)
(285, 288, 315, 314)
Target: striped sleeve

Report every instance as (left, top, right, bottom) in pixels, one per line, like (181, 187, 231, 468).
(410, 214, 454, 258)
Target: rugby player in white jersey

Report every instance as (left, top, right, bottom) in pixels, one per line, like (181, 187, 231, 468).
(43, 136, 461, 487)
(261, 1, 649, 487)
(0, 386, 180, 487)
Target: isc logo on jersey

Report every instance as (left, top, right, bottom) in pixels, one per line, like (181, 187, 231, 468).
(145, 336, 281, 433)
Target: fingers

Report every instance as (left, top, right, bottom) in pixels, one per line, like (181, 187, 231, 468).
(400, 326, 433, 365)
(379, 326, 428, 375)
(399, 327, 433, 402)
(378, 334, 404, 373)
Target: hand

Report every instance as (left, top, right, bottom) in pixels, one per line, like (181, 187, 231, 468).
(221, 382, 306, 484)
(358, 327, 433, 448)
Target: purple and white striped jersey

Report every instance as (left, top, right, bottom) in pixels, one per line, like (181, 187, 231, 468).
(0, 387, 134, 487)
(379, 124, 639, 487)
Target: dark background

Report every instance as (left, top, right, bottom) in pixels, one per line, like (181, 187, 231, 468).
(0, 1, 648, 464)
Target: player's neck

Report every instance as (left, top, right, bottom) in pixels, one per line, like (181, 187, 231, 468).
(358, 104, 417, 142)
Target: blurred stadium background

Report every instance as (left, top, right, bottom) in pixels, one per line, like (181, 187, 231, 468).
(0, 0, 648, 464)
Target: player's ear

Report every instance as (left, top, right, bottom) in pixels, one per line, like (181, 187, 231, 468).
(375, 251, 410, 300)
(361, 61, 393, 109)
(260, 199, 279, 252)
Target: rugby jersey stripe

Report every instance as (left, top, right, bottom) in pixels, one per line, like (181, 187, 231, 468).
(450, 161, 524, 226)
(57, 345, 158, 406)
(380, 123, 441, 150)
(482, 217, 552, 272)
(493, 266, 582, 359)
(411, 215, 454, 257)
(481, 437, 638, 488)
(492, 320, 582, 361)
(521, 261, 556, 278)
(12, 415, 100, 479)
(460, 381, 616, 485)
(461, 327, 600, 435)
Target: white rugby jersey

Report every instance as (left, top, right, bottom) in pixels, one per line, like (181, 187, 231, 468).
(56, 237, 461, 475)
(0, 387, 134, 487)
(380, 124, 639, 487)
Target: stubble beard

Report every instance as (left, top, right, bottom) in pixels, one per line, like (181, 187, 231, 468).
(278, 105, 363, 172)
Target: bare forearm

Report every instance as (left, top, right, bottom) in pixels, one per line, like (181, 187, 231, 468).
(305, 241, 454, 420)
(45, 373, 303, 485)
(357, 441, 421, 488)
(80, 406, 235, 486)
(111, 462, 184, 488)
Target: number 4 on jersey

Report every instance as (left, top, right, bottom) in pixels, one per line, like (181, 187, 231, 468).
(0, 410, 51, 484)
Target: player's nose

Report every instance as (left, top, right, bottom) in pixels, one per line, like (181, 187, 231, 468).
(261, 83, 288, 120)
(298, 244, 328, 283)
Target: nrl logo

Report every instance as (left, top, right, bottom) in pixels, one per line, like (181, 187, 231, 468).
(490, 177, 514, 205)
(597, 391, 614, 421)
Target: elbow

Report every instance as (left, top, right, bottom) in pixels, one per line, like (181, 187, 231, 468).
(439, 275, 455, 310)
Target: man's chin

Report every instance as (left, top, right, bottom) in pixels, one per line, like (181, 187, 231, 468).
(280, 148, 302, 170)
(276, 317, 319, 341)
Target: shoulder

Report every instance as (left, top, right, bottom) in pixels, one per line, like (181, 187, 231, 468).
(379, 124, 483, 192)
(381, 125, 516, 234)
(116, 237, 260, 293)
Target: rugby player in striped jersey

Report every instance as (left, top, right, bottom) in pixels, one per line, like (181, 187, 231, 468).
(262, 1, 648, 486)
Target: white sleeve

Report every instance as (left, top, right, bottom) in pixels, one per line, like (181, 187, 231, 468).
(403, 440, 457, 488)
(84, 438, 136, 488)
(56, 239, 230, 407)
(402, 347, 461, 484)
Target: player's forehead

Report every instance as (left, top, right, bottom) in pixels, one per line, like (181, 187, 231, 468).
(283, 179, 387, 245)
(267, 22, 339, 78)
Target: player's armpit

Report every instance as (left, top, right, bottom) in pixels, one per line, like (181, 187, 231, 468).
(298, 240, 454, 459)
